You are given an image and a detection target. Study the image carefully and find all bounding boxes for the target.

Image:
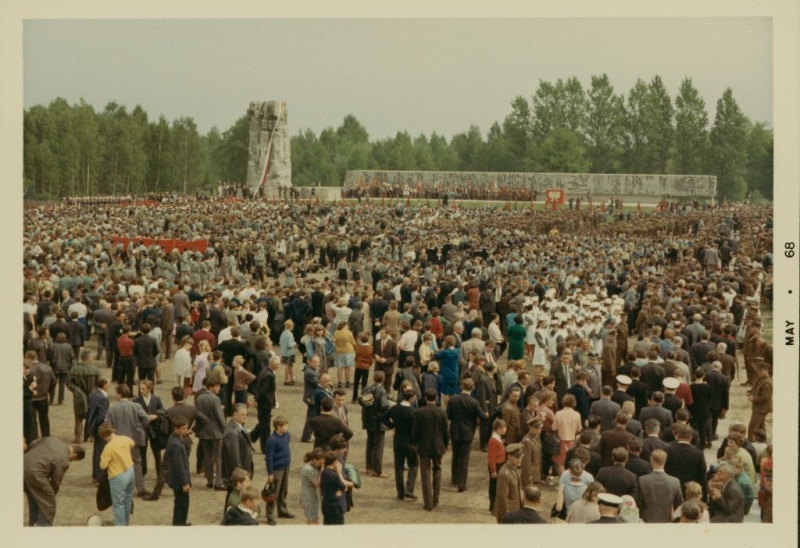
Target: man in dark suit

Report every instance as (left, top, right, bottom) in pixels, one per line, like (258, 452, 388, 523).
(381, 388, 419, 501)
(106, 384, 151, 497)
(595, 447, 638, 498)
(412, 389, 449, 511)
(664, 424, 708, 501)
(446, 378, 481, 492)
(133, 379, 164, 485)
(194, 377, 226, 490)
(85, 377, 110, 483)
(638, 392, 674, 433)
(222, 403, 255, 487)
(705, 361, 730, 440)
(624, 438, 652, 477)
(589, 386, 621, 432)
(372, 328, 398, 393)
(639, 351, 666, 396)
(253, 356, 279, 453)
(165, 416, 192, 526)
(627, 369, 650, 416)
(310, 397, 353, 450)
(172, 284, 192, 323)
(369, 295, 389, 337)
(551, 348, 576, 409)
(361, 372, 391, 476)
(133, 323, 160, 384)
(637, 449, 683, 523)
(475, 362, 498, 451)
(300, 355, 320, 443)
(159, 298, 175, 360)
(689, 332, 716, 372)
(639, 419, 670, 462)
(216, 327, 253, 416)
(598, 412, 636, 467)
(611, 374, 634, 408)
(708, 464, 745, 522)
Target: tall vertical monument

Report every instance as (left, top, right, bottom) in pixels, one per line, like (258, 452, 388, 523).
(246, 101, 291, 198)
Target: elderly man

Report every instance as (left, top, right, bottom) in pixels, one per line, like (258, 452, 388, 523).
(459, 327, 486, 370)
(24, 437, 85, 526)
(708, 464, 745, 523)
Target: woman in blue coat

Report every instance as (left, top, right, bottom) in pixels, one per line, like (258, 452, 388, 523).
(434, 335, 461, 406)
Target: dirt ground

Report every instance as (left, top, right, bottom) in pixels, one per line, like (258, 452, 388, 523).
(27, 312, 770, 526)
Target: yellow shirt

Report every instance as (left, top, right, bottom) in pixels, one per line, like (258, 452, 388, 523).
(100, 435, 135, 479)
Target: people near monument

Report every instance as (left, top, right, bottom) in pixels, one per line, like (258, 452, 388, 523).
(20, 195, 774, 525)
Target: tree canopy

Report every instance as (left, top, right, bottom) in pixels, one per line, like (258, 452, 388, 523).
(23, 75, 772, 200)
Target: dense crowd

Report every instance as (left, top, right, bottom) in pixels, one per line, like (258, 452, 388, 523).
(22, 196, 774, 526)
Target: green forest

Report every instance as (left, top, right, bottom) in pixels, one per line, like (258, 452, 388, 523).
(23, 75, 773, 201)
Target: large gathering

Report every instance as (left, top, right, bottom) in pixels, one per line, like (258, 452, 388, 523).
(21, 194, 774, 527)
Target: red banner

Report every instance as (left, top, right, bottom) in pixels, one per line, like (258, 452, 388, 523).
(112, 236, 208, 253)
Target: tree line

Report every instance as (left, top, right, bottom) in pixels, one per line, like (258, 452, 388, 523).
(23, 75, 772, 201)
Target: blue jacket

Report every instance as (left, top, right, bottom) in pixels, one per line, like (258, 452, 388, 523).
(265, 431, 291, 474)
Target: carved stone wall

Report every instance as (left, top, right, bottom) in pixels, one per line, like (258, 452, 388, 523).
(246, 101, 291, 197)
(343, 170, 717, 198)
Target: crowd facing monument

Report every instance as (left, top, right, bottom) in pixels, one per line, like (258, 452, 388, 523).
(22, 193, 773, 526)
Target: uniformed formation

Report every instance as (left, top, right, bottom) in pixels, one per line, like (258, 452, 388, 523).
(22, 196, 773, 526)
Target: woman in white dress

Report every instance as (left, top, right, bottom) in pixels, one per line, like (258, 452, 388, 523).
(192, 340, 211, 393)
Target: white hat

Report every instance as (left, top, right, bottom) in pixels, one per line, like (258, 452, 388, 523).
(663, 377, 680, 390)
(598, 493, 624, 508)
(616, 375, 632, 385)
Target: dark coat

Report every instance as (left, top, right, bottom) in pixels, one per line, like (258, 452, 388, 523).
(598, 427, 636, 467)
(627, 380, 649, 417)
(222, 419, 255, 482)
(85, 390, 109, 441)
(595, 464, 639, 498)
(411, 404, 449, 456)
(639, 362, 666, 396)
(501, 506, 548, 524)
(66, 362, 100, 418)
(640, 435, 670, 462)
(551, 362, 576, 408)
(664, 441, 708, 500)
(310, 414, 353, 449)
(709, 479, 745, 523)
(446, 392, 481, 441)
(133, 334, 160, 371)
(255, 367, 277, 409)
(625, 453, 652, 477)
(474, 371, 498, 418)
(220, 505, 259, 525)
(133, 393, 165, 443)
(705, 370, 730, 410)
(165, 432, 191, 490)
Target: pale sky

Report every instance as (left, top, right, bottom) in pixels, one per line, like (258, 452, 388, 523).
(23, 18, 772, 141)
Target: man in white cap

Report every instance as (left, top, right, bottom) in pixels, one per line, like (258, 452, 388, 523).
(611, 375, 634, 408)
(662, 377, 684, 418)
(589, 493, 623, 523)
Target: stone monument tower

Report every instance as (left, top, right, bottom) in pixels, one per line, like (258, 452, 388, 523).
(246, 100, 291, 198)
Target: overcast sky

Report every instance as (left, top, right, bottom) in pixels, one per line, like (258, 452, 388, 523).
(23, 18, 771, 140)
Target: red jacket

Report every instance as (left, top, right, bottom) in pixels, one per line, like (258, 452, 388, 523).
(487, 436, 506, 474)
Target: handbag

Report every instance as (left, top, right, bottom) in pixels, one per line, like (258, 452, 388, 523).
(261, 481, 276, 503)
(542, 431, 561, 455)
(344, 463, 361, 489)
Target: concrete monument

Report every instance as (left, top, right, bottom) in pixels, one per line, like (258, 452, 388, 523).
(246, 101, 291, 197)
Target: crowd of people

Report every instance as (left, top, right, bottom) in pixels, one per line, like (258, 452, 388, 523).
(21, 194, 774, 526)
